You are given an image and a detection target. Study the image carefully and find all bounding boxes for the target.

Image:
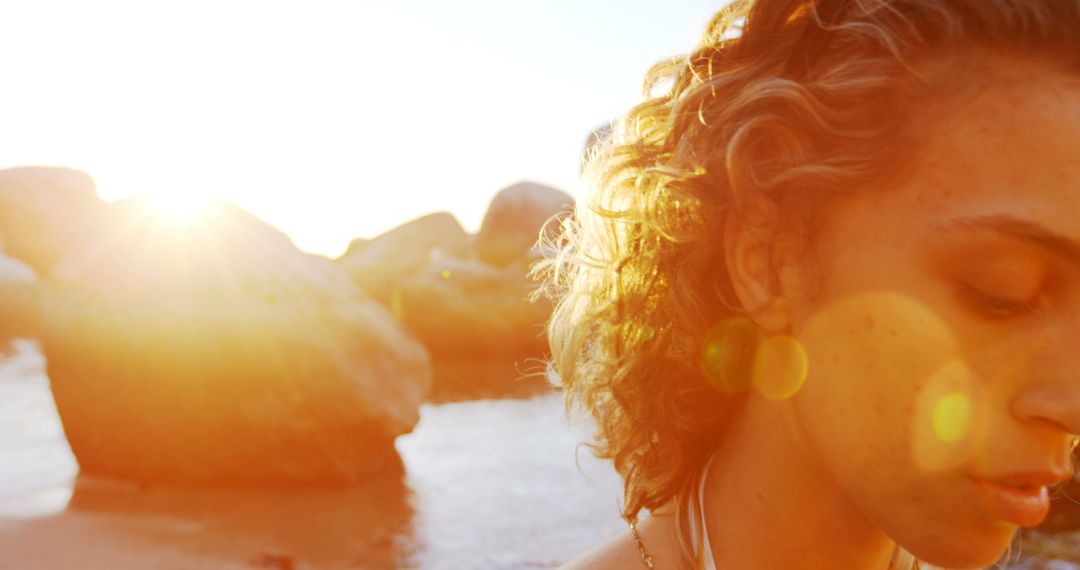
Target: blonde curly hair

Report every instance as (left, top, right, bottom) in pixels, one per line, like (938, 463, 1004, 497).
(535, 0, 1080, 567)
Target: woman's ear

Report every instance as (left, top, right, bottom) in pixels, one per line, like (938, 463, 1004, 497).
(723, 193, 814, 333)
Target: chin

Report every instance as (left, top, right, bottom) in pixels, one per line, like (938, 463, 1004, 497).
(904, 526, 1017, 570)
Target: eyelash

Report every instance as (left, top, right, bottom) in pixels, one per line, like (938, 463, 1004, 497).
(960, 284, 1044, 319)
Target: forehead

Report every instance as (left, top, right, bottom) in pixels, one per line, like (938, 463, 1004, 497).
(857, 66, 1080, 238)
(842, 65, 1080, 241)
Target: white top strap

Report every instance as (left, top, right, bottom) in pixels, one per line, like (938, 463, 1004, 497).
(688, 452, 719, 570)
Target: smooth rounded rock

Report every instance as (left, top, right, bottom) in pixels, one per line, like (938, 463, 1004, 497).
(337, 212, 470, 302)
(475, 182, 572, 267)
(44, 197, 432, 485)
(394, 256, 551, 358)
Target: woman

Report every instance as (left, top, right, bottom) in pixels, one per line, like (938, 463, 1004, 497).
(538, 0, 1080, 568)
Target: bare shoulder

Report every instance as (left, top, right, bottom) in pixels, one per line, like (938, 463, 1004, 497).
(559, 511, 680, 570)
(558, 530, 646, 570)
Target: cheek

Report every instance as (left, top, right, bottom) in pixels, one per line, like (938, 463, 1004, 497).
(791, 291, 964, 479)
(791, 291, 1019, 566)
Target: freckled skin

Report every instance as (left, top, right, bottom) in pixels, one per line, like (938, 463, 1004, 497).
(787, 63, 1080, 567)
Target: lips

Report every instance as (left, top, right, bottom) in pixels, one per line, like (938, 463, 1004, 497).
(970, 470, 1069, 527)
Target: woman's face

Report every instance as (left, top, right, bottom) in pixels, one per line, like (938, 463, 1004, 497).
(789, 63, 1080, 567)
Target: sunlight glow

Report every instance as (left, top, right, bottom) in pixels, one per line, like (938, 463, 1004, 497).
(752, 335, 808, 400)
(699, 318, 760, 394)
(932, 392, 974, 443)
(138, 191, 213, 226)
(0, 0, 727, 257)
(795, 291, 988, 474)
(914, 359, 985, 472)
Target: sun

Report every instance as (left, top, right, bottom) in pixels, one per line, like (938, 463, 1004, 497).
(138, 191, 213, 224)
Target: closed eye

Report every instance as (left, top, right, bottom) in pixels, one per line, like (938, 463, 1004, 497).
(958, 283, 1044, 319)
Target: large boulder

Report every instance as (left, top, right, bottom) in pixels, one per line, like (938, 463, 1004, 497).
(43, 197, 431, 485)
(475, 182, 572, 267)
(337, 212, 470, 302)
(0, 167, 106, 276)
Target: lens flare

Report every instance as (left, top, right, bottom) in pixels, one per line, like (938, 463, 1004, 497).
(913, 358, 984, 472)
(752, 335, 808, 400)
(699, 318, 760, 394)
(932, 392, 973, 443)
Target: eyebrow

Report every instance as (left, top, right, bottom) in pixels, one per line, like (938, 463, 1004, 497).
(933, 214, 1080, 268)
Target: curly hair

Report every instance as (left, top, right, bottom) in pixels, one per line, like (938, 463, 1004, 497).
(535, 0, 1080, 567)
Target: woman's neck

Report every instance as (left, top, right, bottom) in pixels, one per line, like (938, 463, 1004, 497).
(700, 393, 899, 569)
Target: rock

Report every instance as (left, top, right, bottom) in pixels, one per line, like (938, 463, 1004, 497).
(475, 182, 572, 267)
(0, 167, 106, 276)
(43, 197, 432, 485)
(341, 237, 371, 259)
(393, 256, 551, 358)
(0, 250, 40, 343)
(426, 356, 553, 403)
(335, 203, 564, 400)
(379, 254, 556, 401)
(337, 212, 470, 302)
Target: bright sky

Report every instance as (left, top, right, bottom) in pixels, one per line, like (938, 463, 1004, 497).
(0, 0, 722, 257)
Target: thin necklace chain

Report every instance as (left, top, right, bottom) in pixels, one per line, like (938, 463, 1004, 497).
(629, 518, 656, 569)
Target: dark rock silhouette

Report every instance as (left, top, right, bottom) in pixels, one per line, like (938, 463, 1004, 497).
(43, 196, 431, 485)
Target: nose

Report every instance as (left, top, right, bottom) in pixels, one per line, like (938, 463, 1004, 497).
(1010, 320, 1080, 440)
(1011, 382, 1080, 438)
